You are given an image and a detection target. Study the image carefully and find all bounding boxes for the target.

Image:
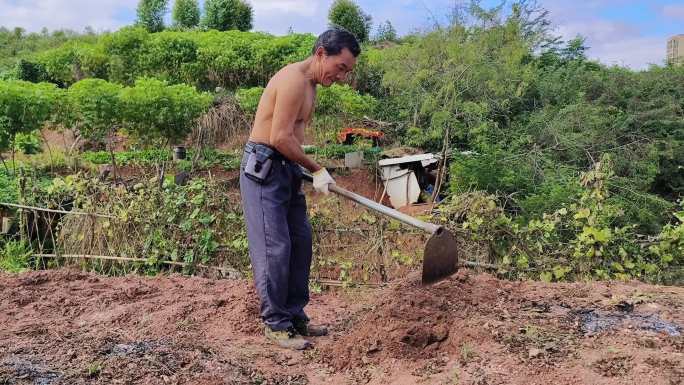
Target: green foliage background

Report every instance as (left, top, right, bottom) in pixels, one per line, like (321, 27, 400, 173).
(0, 1, 681, 283)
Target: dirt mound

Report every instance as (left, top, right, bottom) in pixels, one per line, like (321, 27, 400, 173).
(321, 269, 684, 384)
(322, 270, 524, 369)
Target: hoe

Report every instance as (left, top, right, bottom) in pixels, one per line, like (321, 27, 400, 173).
(303, 173, 459, 284)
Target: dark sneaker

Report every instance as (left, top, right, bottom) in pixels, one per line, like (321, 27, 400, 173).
(264, 326, 312, 350)
(293, 319, 328, 337)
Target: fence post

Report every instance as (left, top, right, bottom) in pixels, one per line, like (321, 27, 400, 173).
(17, 170, 27, 244)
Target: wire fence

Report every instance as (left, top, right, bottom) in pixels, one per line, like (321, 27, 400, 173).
(0, 201, 445, 286)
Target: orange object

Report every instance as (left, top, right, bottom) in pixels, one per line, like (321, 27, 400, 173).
(337, 127, 384, 144)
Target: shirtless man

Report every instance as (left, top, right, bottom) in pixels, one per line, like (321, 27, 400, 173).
(239, 29, 360, 350)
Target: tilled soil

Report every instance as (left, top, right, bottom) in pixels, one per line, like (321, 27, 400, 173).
(1, 269, 682, 385)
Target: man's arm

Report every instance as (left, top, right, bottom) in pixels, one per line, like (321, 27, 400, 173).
(269, 82, 321, 172)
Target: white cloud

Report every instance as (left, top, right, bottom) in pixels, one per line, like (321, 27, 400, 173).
(544, 1, 668, 69)
(251, 0, 324, 17)
(0, 0, 138, 32)
(565, 24, 666, 70)
(662, 4, 684, 21)
(590, 36, 666, 68)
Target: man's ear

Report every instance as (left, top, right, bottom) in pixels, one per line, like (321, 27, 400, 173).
(314, 46, 326, 58)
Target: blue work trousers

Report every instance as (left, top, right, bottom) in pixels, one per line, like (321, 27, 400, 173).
(239, 142, 312, 331)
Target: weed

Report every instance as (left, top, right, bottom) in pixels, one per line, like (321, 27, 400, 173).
(0, 240, 31, 273)
(460, 342, 478, 364)
(86, 361, 102, 377)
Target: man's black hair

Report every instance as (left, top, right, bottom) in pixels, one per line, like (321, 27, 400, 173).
(312, 28, 361, 57)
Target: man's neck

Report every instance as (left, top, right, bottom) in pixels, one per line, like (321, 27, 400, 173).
(300, 57, 321, 86)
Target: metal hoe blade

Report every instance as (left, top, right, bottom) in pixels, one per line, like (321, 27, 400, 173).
(422, 227, 459, 285)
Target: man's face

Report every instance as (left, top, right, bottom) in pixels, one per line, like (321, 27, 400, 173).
(316, 47, 357, 87)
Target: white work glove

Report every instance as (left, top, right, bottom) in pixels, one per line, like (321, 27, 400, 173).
(312, 168, 335, 195)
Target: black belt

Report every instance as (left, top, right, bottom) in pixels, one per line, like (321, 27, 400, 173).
(244, 141, 289, 163)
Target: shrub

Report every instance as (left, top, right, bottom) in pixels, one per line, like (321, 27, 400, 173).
(0, 80, 63, 155)
(0, 168, 18, 203)
(317, 83, 377, 118)
(119, 78, 213, 144)
(0, 240, 32, 273)
(66, 79, 123, 142)
(234, 86, 263, 115)
(443, 157, 681, 284)
(13, 131, 42, 154)
(33, 29, 316, 90)
(235, 84, 377, 120)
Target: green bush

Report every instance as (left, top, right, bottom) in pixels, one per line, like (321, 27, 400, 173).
(443, 158, 682, 284)
(14, 59, 47, 83)
(236, 84, 376, 120)
(317, 83, 377, 118)
(0, 80, 63, 155)
(13, 131, 42, 154)
(66, 78, 123, 142)
(82, 148, 240, 170)
(81, 151, 111, 165)
(0, 168, 18, 203)
(2, 78, 211, 158)
(99, 27, 149, 85)
(33, 29, 316, 89)
(119, 78, 212, 144)
(648, 204, 684, 284)
(0, 27, 98, 74)
(0, 240, 31, 273)
(352, 47, 385, 97)
(450, 150, 536, 197)
(517, 175, 582, 219)
(139, 33, 199, 84)
(234, 86, 263, 115)
(82, 149, 170, 166)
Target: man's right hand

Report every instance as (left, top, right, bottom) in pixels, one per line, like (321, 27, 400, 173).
(312, 168, 335, 195)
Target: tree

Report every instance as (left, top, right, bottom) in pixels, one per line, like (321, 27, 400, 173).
(0, 80, 62, 171)
(172, 0, 201, 29)
(373, 20, 397, 42)
(561, 36, 589, 62)
(66, 79, 122, 143)
(202, 0, 253, 32)
(119, 78, 212, 145)
(65, 79, 123, 176)
(328, 0, 372, 42)
(136, 0, 169, 33)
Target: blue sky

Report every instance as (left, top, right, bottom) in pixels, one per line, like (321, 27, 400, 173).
(1, 0, 683, 69)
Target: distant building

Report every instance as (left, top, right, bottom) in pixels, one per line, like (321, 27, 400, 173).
(667, 35, 684, 65)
